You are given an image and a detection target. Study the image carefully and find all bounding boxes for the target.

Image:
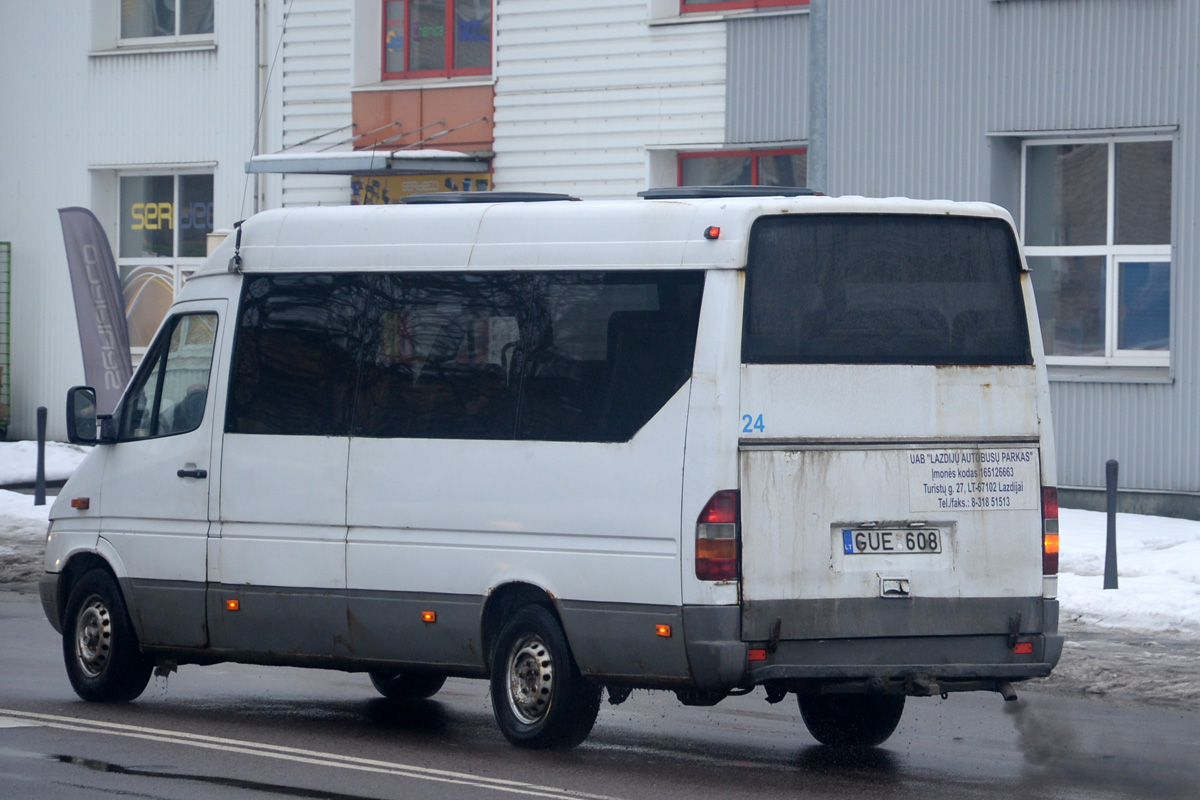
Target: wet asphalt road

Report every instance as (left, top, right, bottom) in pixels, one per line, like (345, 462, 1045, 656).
(1, 590, 1197, 800)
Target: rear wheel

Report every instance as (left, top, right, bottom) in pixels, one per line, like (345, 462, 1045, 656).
(490, 605, 600, 749)
(62, 570, 153, 703)
(369, 670, 446, 700)
(797, 693, 905, 748)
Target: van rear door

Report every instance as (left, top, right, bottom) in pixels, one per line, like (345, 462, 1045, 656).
(737, 213, 1047, 645)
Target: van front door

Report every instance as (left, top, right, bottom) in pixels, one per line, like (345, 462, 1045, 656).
(100, 304, 225, 648)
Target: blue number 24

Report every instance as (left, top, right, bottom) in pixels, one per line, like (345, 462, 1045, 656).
(741, 414, 765, 434)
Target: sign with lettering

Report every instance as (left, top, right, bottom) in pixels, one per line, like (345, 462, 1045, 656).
(908, 447, 1039, 512)
(351, 174, 491, 205)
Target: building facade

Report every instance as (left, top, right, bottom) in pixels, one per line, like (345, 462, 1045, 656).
(3, 0, 1196, 516)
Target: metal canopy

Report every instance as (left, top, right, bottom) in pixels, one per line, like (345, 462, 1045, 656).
(246, 149, 492, 175)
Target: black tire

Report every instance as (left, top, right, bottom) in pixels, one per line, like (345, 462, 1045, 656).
(490, 605, 600, 750)
(62, 570, 153, 703)
(798, 693, 905, 748)
(369, 670, 447, 700)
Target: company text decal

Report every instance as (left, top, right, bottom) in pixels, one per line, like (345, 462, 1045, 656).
(908, 448, 1039, 512)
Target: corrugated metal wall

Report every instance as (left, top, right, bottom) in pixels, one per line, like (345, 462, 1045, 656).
(825, 0, 989, 201)
(823, 0, 1199, 495)
(726, 12, 808, 144)
(266, 0, 354, 207)
(492, 1, 727, 199)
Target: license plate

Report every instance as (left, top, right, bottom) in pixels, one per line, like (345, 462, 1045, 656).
(842, 527, 943, 555)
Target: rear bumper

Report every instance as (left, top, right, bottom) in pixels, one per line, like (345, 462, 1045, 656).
(683, 599, 1063, 692)
(747, 632, 1063, 684)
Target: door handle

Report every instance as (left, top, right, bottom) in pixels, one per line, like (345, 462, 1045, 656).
(176, 469, 208, 479)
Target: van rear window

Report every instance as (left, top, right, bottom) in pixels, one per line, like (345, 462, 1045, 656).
(742, 214, 1032, 365)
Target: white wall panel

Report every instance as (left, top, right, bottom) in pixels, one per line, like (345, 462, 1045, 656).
(493, 1, 727, 199)
(1, 1, 258, 441)
(262, 0, 353, 208)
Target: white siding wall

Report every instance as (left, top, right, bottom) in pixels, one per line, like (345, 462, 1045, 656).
(0, 1, 92, 441)
(493, 2, 727, 199)
(262, 0, 354, 208)
(0, 1, 258, 441)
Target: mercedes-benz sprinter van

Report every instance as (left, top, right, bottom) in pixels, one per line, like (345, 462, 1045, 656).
(43, 188, 1061, 749)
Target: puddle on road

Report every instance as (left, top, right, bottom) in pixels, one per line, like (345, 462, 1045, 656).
(51, 754, 387, 800)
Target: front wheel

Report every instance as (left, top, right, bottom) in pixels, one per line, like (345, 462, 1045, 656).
(369, 670, 446, 700)
(798, 693, 905, 748)
(62, 570, 153, 702)
(490, 605, 600, 749)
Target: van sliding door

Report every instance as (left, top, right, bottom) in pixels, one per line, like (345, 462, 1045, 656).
(210, 274, 367, 657)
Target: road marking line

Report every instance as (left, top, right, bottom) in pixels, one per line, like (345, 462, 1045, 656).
(0, 708, 622, 800)
(0, 717, 39, 729)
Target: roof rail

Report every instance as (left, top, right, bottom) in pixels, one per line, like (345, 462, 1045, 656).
(638, 185, 818, 200)
(403, 191, 580, 204)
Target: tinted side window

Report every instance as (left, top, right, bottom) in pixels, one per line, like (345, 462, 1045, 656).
(226, 274, 367, 436)
(355, 273, 522, 440)
(743, 214, 1032, 365)
(119, 313, 218, 440)
(353, 271, 705, 443)
(516, 272, 705, 442)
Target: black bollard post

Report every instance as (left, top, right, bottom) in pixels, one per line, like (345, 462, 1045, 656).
(1104, 459, 1118, 590)
(35, 406, 47, 506)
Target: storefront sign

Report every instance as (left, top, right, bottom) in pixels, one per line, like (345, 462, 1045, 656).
(352, 173, 491, 205)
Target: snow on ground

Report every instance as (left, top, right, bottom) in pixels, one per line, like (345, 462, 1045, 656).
(0, 489, 52, 584)
(0, 441, 90, 485)
(1058, 508, 1200, 636)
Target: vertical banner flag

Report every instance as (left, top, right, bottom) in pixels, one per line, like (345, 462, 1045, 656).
(59, 207, 133, 414)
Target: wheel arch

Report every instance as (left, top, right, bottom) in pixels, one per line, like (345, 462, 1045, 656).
(56, 552, 121, 630)
(481, 582, 563, 670)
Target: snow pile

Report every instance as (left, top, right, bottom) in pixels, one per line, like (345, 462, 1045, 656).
(0, 441, 90, 486)
(1059, 508, 1200, 635)
(0, 489, 51, 583)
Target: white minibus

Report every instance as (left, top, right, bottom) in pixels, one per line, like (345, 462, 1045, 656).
(43, 188, 1061, 749)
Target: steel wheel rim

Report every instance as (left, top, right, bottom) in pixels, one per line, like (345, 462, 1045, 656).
(74, 595, 112, 679)
(505, 634, 554, 725)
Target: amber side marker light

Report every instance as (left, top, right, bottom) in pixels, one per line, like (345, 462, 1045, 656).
(71, 498, 90, 510)
(1014, 642, 1034, 655)
(703, 226, 721, 240)
(655, 624, 672, 638)
(225, 599, 240, 612)
(421, 611, 437, 623)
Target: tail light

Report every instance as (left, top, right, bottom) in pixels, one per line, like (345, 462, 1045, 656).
(696, 490, 739, 581)
(1042, 486, 1059, 575)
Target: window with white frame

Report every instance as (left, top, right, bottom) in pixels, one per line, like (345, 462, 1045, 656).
(1022, 138, 1172, 367)
(118, 174, 214, 349)
(120, 0, 214, 42)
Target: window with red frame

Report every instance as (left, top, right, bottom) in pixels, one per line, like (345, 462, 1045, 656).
(681, 0, 808, 13)
(679, 149, 808, 188)
(383, 0, 492, 79)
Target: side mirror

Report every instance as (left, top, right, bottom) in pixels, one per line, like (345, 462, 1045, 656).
(66, 386, 113, 445)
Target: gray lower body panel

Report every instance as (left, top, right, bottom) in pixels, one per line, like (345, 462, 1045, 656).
(559, 600, 691, 685)
(106, 577, 1064, 695)
(40, 573, 61, 633)
(126, 578, 209, 648)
